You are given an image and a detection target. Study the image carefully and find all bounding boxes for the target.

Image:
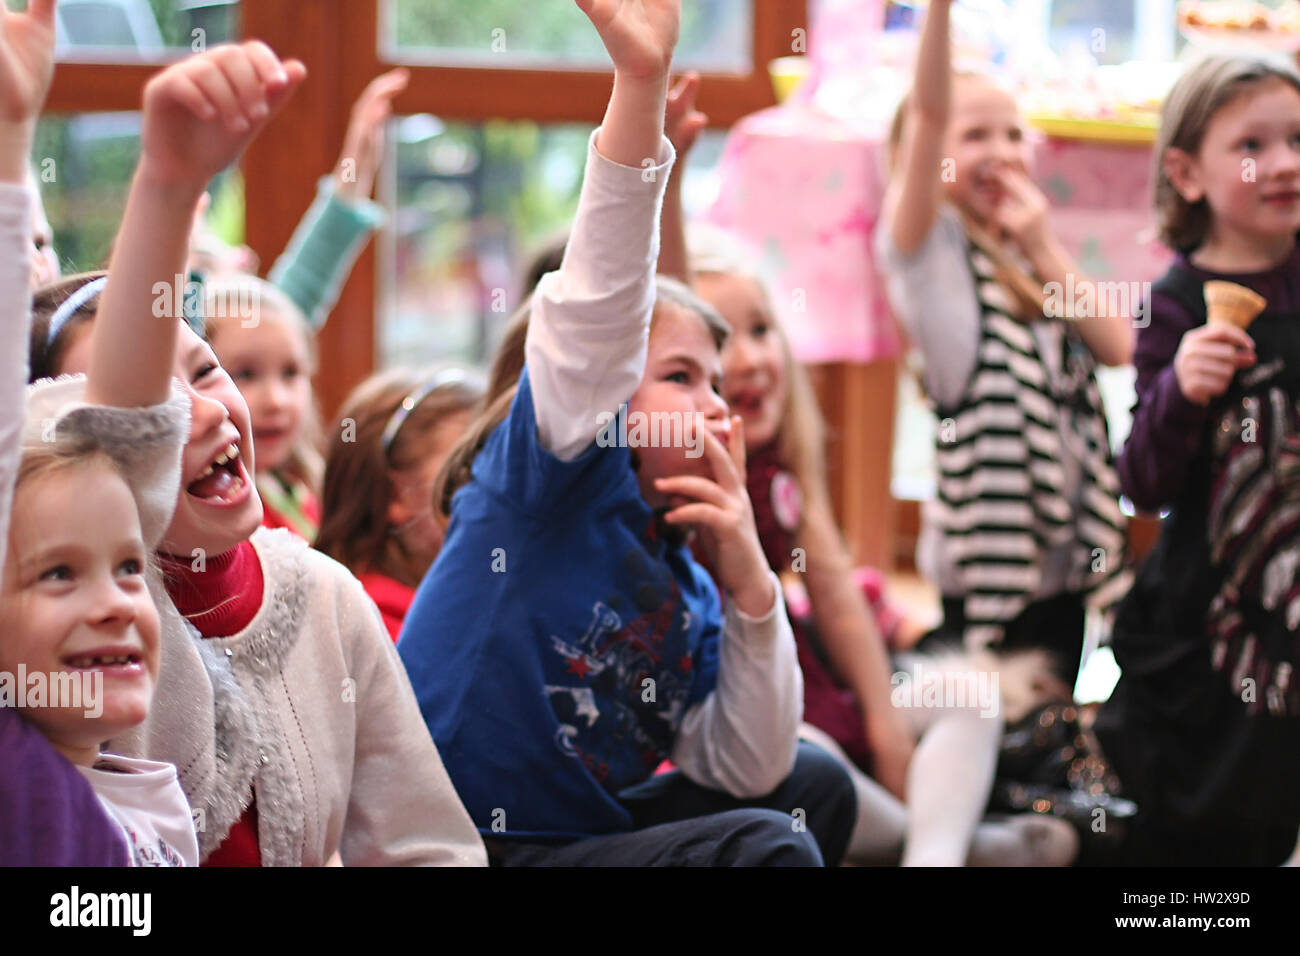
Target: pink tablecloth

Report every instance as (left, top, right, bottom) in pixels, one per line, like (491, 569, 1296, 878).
(704, 106, 1174, 365)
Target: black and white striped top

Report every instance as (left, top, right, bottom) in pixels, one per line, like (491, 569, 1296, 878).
(931, 244, 1132, 649)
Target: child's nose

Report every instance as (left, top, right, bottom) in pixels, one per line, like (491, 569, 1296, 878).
(187, 382, 231, 437)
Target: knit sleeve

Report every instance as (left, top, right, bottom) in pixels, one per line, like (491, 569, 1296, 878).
(337, 573, 487, 866)
(267, 177, 386, 331)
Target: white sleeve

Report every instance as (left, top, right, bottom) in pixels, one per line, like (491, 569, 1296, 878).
(526, 130, 675, 462)
(0, 181, 32, 585)
(669, 572, 803, 798)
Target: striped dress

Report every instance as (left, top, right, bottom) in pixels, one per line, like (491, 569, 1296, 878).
(931, 243, 1131, 651)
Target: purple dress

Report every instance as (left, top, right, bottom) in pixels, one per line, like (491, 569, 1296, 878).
(0, 708, 128, 866)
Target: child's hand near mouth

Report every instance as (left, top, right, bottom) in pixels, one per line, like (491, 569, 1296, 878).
(656, 416, 775, 618)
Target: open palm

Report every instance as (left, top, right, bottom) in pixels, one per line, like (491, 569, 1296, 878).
(0, 0, 56, 124)
(576, 0, 680, 78)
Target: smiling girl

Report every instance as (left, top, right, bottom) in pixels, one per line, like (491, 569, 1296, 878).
(1096, 54, 1300, 866)
(876, 0, 1133, 687)
(30, 41, 485, 867)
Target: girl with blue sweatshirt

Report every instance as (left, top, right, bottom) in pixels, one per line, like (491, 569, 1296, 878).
(398, 0, 856, 866)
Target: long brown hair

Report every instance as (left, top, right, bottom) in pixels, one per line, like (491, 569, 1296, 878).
(1154, 55, 1300, 253)
(434, 277, 730, 521)
(315, 366, 482, 584)
(30, 271, 109, 381)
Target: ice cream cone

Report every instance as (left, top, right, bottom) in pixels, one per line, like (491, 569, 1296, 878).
(1204, 280, 1267, 331)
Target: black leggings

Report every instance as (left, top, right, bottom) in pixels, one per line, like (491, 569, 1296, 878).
(922, 591, 1087, 688)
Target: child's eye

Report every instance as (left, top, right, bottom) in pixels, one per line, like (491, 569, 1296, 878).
(117, 558, 143, 577)
(752, 323, 770, 339)
(282, 366, 301, 381)
(232, 368, 256, 382)
(39, 565, 72, 583)
(665, 370, 690, 385)
(1241, 138, 1261, 152)
(194, 362, 219, 383)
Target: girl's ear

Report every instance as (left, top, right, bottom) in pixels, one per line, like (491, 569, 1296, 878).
(1163, 147, 1204, 203)
(386, 475, 411, 527)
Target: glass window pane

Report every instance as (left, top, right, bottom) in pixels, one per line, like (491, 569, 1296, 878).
(33, 112, 242, 277)
(49, 0, 240, 60)
(385, 0, 752, 74)
(381, 119, 727, 371)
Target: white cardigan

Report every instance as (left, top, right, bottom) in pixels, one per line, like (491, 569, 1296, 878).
(113, 526, 486, 866)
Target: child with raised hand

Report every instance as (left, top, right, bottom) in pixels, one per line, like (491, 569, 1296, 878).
(198, 69, 410, 543)
(877, 0, 1133, 688)
(681, 226, 1076, 866)
(0, 0, 198, 865)
(398, 0, 856, 867)
(0, 0, 136, 868)
(1094, 55, 1300, 866)
(32, 42, 485, 867)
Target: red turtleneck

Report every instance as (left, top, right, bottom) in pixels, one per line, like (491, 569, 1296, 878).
(162, 540, 265, 866)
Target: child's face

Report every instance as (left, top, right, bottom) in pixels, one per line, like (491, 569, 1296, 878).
(943, 76, 1031, 224)
(697, 272, 787, 452)
(627, 304, 731, 510)
(163, 325, 263, 559)
(1177, 78, 1300, 253)
(0, 461, 160, 765)
(209, 310, 313, 475)
(56, 323, 263, 560)
(388, 409, 472, 565)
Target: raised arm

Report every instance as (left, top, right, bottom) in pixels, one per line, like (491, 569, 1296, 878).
(658, 72, 707, 282)
(0, 0, 54, 579)
(85, 43, 305, 409)
(267, 68, 406, 329)
(882, 0, 953, 257)
(525, 0, 679, 461)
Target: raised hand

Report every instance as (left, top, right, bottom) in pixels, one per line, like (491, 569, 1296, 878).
(0, 0, 56, 182)
(335, 67, 409, 201)
(138, 41, 306, 189)
(991, 168, 1051, 258)
(655, 416, 775, 618)
(665, 72, 707, 157)
(576, 0, 680, 80)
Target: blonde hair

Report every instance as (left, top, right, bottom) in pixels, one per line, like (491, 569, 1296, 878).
(886, 79, 1046, 320)
(203, 274, 325, 493)
(687, 224, 828, 516)
(1154, 55, 1300, 253)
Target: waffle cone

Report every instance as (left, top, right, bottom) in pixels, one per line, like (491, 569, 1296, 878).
(1204, 280, 1267, 331)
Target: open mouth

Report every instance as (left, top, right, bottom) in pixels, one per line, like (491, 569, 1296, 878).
(728, 390, 765, 417)
(61, 650, 144, 674)
(186, 442, 248, 504)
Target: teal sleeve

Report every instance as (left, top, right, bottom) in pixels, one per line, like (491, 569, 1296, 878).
(268, 176, 387, 331)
